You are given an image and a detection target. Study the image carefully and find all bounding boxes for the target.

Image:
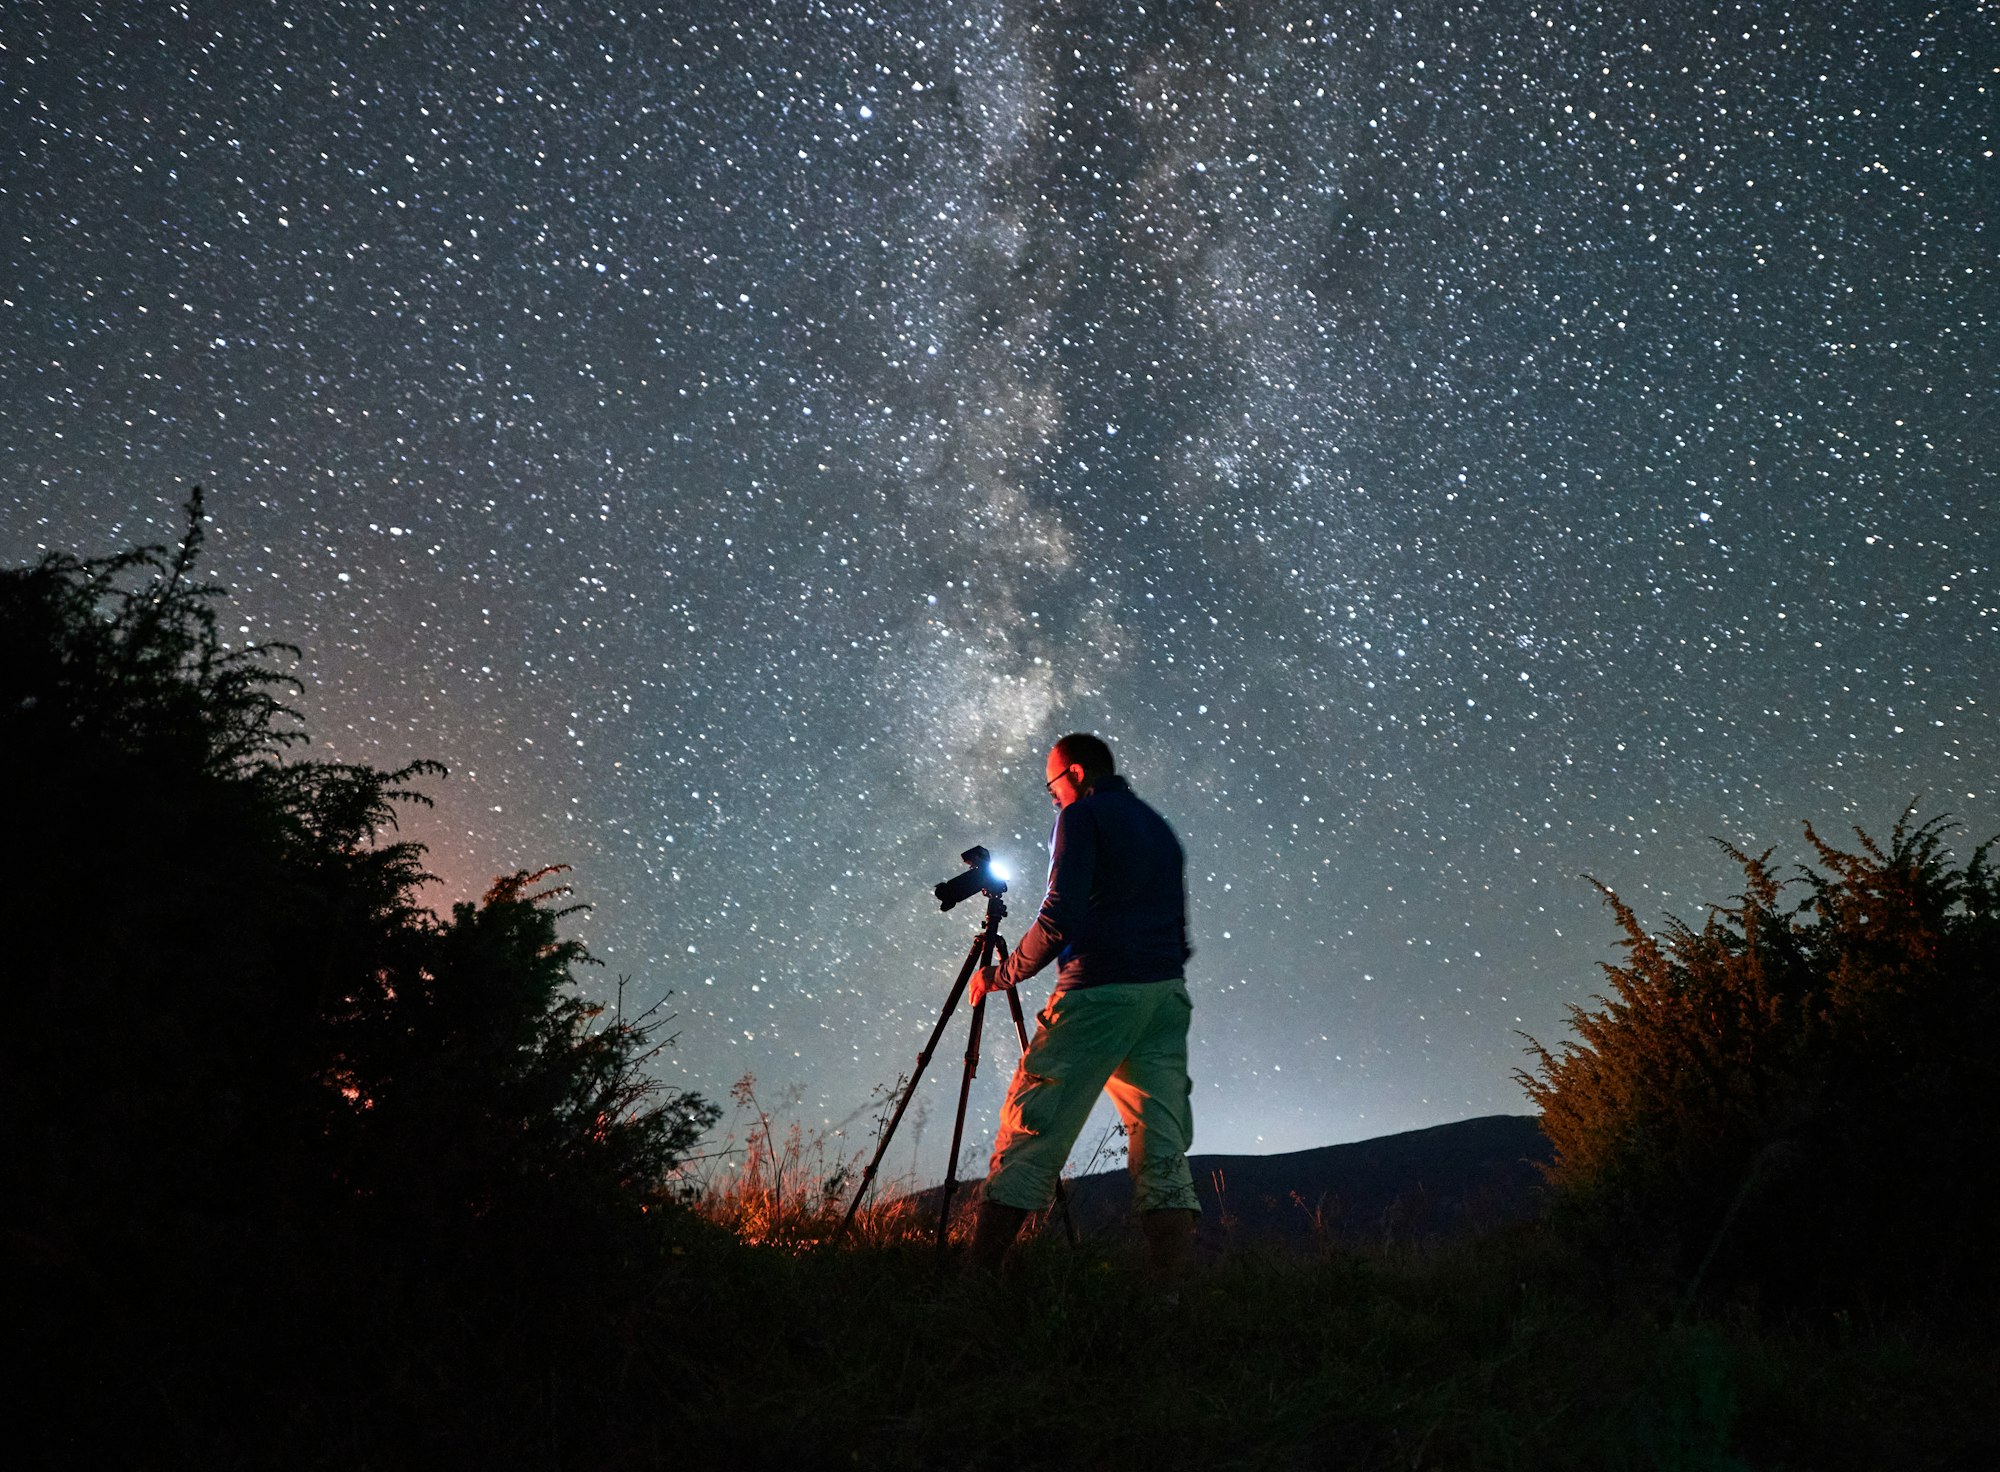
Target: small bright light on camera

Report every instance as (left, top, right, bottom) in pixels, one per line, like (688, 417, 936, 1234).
(988, 859, 1011, 882)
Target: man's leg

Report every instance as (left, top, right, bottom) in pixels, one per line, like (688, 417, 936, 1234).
(1103, 980, 1199, 1292)
(977, 987, 1150, 1270)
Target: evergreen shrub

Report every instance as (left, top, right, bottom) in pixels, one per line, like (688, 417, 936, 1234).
(1, 494, 718, 1464)
(1519, 809, 1998, 1309)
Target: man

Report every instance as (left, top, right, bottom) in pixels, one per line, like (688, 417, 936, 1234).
(966, 732, 1200, 1284)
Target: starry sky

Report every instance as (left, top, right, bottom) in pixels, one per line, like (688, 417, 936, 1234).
(4, 1, 1994, 1163)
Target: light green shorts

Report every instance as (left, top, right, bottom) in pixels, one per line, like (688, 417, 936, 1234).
(983, 977, 1199, 1215)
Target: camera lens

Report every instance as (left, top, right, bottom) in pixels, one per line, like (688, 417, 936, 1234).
(933, 866, 984, 912)
(933, 845, 1005, 911)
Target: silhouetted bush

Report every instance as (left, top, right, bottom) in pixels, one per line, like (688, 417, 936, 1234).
(1, 494, 716, 1465)
(1520, 809, 1999, 1311)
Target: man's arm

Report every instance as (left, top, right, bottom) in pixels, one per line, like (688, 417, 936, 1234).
(989, 802, 1097, 991)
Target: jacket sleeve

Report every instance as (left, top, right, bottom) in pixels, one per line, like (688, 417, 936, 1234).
(995, 803, 1097, 988)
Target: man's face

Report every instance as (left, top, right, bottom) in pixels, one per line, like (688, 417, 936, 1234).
(1043, 747, 1085, 810)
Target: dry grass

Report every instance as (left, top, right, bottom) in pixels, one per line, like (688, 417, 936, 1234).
(672, 1074, 1129, 1252)
(670, 1071, 976, 1250)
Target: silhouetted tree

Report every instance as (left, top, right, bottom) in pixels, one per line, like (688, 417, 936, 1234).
(1519, 808, 1999, 1310)
(2, 492, 717, 1465)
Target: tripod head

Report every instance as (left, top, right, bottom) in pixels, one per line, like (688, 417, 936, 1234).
(933, 845, 1009, 912)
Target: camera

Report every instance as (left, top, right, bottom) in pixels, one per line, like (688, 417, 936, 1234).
(933, 845, 1008, 911)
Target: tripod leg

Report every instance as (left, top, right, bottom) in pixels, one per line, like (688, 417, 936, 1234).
(832, 925, 987, 1247)
(1003, 986, 1080, 1248)
(935, 989, 988, 1248)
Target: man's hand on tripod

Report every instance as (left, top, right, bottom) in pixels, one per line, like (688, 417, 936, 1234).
(970, 965, 1010, 1006)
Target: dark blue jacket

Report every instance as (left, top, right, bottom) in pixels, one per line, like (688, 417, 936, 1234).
(995, 774, 1191, 993)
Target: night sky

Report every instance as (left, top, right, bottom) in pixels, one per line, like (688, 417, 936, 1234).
(4, 1, 1993, 1164)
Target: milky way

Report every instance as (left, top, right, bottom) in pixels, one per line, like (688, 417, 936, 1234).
(4, 1, 1993, 1161)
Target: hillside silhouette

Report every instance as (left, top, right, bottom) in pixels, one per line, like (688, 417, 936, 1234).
(897, 1115, 1551, 1248)
(1062, 1113, 1551, 1245)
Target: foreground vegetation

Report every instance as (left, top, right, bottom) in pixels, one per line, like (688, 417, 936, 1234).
(58, 1209, 1991, 1471)
(1521, 809, 1998, 1310)
(677, 1225, 2000, 1472)
(7, 500, 1994, 1468)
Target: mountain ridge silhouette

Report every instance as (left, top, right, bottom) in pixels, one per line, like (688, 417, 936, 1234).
(908, 1114, 1552, 1246)
(1066, 1112, 1552, 1244)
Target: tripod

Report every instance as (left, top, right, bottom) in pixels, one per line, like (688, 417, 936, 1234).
(832, 886, 1077, 1250)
